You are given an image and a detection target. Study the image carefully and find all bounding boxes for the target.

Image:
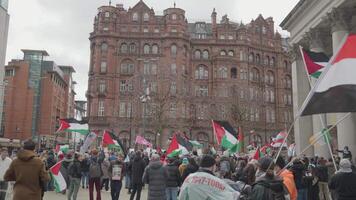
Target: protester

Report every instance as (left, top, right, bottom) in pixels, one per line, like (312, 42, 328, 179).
(329, 159, 356, 200)
(88, 149, 103, 200)
(178, 158, 188, 176)
(143, 151, 150, 167)
(275, 156, 297, 200)
(46, 151, 57, 191)
(101, 157, 110, 191)
(181, 157, 199, 181)
(68, 153, 82, 200)
(0, 148, 12, 199)
(61, 152, 74, 194)
(219, 151, 233, 179)
(241, 162, 256, 185)
(250, 157, 288, 200)
(178, 154, 240, 200)
(80, 153, 90, 189)
(315, 158, 331, 200)
(125, 152, 133, 194)
(130, 151, 146, 200)
(4, 139, 50, 200)
(143, 153, 168, 200)
(164, 157, 181, 200)
(290, 158, 308, 200)
(337, 146, 352, 161)
(108, 156, 125, 200)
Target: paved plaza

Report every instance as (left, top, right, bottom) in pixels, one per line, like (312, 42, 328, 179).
(43, 187, 148, 200)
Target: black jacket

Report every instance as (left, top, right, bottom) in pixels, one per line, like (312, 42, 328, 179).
(181, 163, 199, 181)
(329, 172, 356, 200)
(131, 156, 146, 185)
(142, 161, 168, 200)
(315, 165, 328, 182)
(68, 159, 82, 179)
(164, 163, 181, 187)
(80, 158, 90, 172)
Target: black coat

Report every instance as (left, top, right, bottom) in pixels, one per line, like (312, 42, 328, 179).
(164, 163, 181, 187)
(329, 172, 356, 200)
(142, 161, 168, 200)
(80, 158, 90, 172)
(131, 156, 146, 185)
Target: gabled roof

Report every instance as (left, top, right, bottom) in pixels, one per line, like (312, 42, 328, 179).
(131, 0, 150, 11)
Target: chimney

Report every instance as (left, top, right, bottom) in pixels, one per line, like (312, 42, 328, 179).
(211, 8, 217, 37)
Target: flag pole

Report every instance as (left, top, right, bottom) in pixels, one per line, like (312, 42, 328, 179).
(299, 46, 338, 171)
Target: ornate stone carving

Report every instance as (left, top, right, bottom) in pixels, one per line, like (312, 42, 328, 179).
(304, 28, 325, 52)
(326, 8, 349, 33)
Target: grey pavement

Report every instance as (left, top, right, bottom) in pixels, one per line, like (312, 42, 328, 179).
(43, 187, 148, 200)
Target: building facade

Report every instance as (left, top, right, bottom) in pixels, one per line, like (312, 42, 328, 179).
(281, 0, 356, 158)
(87, 1, 293, 149)
(3, 50, 77, 145)
(0, 0, 9, 136)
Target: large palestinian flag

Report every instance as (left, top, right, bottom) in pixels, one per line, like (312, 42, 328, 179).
(56, 118, 89, 135)
(102, 130, 126, 157)
(301, 34, 356, 116)
(167, 134, 193, 158)
(300, 47, 329, 78)
(50, 161, 66, 192)
(212, 120, 239, 151)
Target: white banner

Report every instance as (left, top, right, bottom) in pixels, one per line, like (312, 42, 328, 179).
(80, 132, 97, 153)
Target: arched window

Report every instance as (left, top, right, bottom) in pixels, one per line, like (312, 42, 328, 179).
(218, 67, 228, 78)
(120, 43, 128, 53)
(286, 75, 292, 88)
(194, 50, 201, 59)
(231, 67, 237, 79)
(220, 50, 227, 56)
(104, 12, 110, 18)
(195, 65, 208, 79)
(120, 59, 134, 74)
(249, 52, 254, 63)
(202, 50, 209, 59)
(172, 14, 177, 20)
(171, 44, 177, 56)
(265, 56, 270, 66)
(132, 12, 138, 21)
(270, 90, 275, 102)
(271, 57, 275, 66)
(143, 44, 150, 54)
(143, 13, 149, 22)
(250, 68, 259, 82)
(152, 44, 159, 54)
(266, 71, 274, 85)
(129, 43, 136, 53)
(256, 54, 261, 64)
(228, 50, 234, 56)
(101, 42, 108, 52)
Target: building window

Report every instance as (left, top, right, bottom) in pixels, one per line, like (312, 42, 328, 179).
(100, 61, 107, 73)
(265, 56, 270, 66)
(270, 90, 275, 102)
(98, 100, 105, 116)
(151, 63, 157, 75)
(5, 69, 15, 77)
(170, 63, 177, 75)
(271, 57, 275, 66)
(231, 68, 237, 79)
(119, 102, 132, 118)
(197, 104, 208, 119)
(170, 82, 177, 95)
(240, 90, 245, 99)
(271, 110, 276, 123)
(129, 43, 136, 53)
(143, 13, 149, 21)
(171, 44, 177, 57)
(194, 50, 201, 59)
(120, 61, 134, 74)
(220, 35, 225, 40)
(143, 27, 149, 33)
(249, 68, 259, 82)
(218, 87, 228, 97)
(148, 82, 157, 93)
(286, 76, 292, 88)
(101, 42, 108, 52)
(217, 67, 228, 78)
(228, 50, 234, 56)
(143, 44, 150, 54)
(202, 50, 209, 59)
(172, 14, 177, 20)
(132, 12, 138, 21)
(240, 69, 248, 80)
(256, 54, 261, 64)
(170, 103, 177, 118)
(99, 80, 106, 93)
(171, 28, 177, 33)
(120, 43, 128, 53)
(154, 28, 160, 33)
(120, 80, 133, 92)
(228, 35, 233, 40)
(265, 71, 274, 85)
(195, 65, 208, 79)
(104, 12, 110, 18)
(195, 85, 208, 97)
(249, 53, 254, 63)
(220, 50, 227, 56)
(150, 44, 159, 54)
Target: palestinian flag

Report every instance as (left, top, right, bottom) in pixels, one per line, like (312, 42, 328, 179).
(56, 118, 89, 135)
(252, 147, 264, 160)
(260, 144, 271, 155)
(212, 120, 238, 150)
(189, 140, 203, 148)
(50, 161, 66, 192)
(228, 127, 244, 153)
(167, 134, 193, 158)
(102, 130, 126, 157)
(300, 47, 329, 78)
(270, 131, 288, 148)
(301, 34, 356, 115)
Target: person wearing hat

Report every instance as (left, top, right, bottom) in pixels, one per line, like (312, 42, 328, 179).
(274, 156, 297, 200)
(329, 159, 356, 200)
(179, 157, 189, 176)
(250, 157, 288, 200)
(178, 154, 240, 200)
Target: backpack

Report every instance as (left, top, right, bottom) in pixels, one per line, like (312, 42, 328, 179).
(68, 161, 81, 178)
(89, 159, 102, 178)
(220, 160, 231, 173)
(254, 179, 286, 200)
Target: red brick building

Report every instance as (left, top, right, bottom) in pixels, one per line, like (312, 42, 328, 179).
(3, 50, 76, 145)
(87, 1, 293, 149)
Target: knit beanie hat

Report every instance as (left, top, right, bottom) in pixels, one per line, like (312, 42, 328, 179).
(275, 156, 286, 169)
(182, 157, 189, 164)
(258, 157, 274, 171)
(339, 159, 352, 173)
(200, 155, 216, 168)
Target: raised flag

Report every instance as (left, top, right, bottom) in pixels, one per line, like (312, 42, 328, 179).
(56, 118, 89, 135)
(252, 147, 264, 160)
(80, 132, 97, 153)
(270, 131, 288, 148)
(189, 140, 203, 148)
(301, 34, 356, 115)
(212, 120, 238, 150)
(135, 135, 152, 147)
(166, 134, 193, 158)
(102, 130, 126, 157)
(309, 128, 331, 146)
(288, 143, 296, 157)
(300, 47, 329, 78)
(50, 161, 66, 192)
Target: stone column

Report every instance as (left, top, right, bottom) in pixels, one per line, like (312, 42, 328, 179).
(329, 8, 356, 162)
(305, 29, 330, 158)
(291, 45, 314, 156)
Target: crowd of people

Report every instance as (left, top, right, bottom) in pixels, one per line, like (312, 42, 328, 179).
(0, 139, 356, 200)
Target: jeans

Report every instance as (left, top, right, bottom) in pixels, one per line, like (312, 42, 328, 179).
(0, 181, 8, 200)
(130, 183, 143, 200)
(110, 180, 122, 200)
(81, 172, 89, 188)
(166, 187, 178, 200)
(297, 188, 307, 200)
(89, 178, 101, 200)
(67, 177, 81, 200)
(101, 178, 109, 191)
(318, 182, 331, 200)
(125, 175, 131, 189)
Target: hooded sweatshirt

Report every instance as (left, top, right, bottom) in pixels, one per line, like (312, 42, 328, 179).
(4, 150, 50, 200)
(142, 161, 168, 200)
(280, 169, 297, 200)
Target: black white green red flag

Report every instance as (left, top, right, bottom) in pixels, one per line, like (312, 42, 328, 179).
(212, 120, 240, 151)
(166, 134, 193, 158)
(300, 47, 329, 78)
(102, 130, 126, 157)
(301, 34, 356, 115)
(56, 118, 89, 135)
(50, 161, 66, 192)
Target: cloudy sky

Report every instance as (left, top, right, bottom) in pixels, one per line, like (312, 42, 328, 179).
(6, 0, 299, 100)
